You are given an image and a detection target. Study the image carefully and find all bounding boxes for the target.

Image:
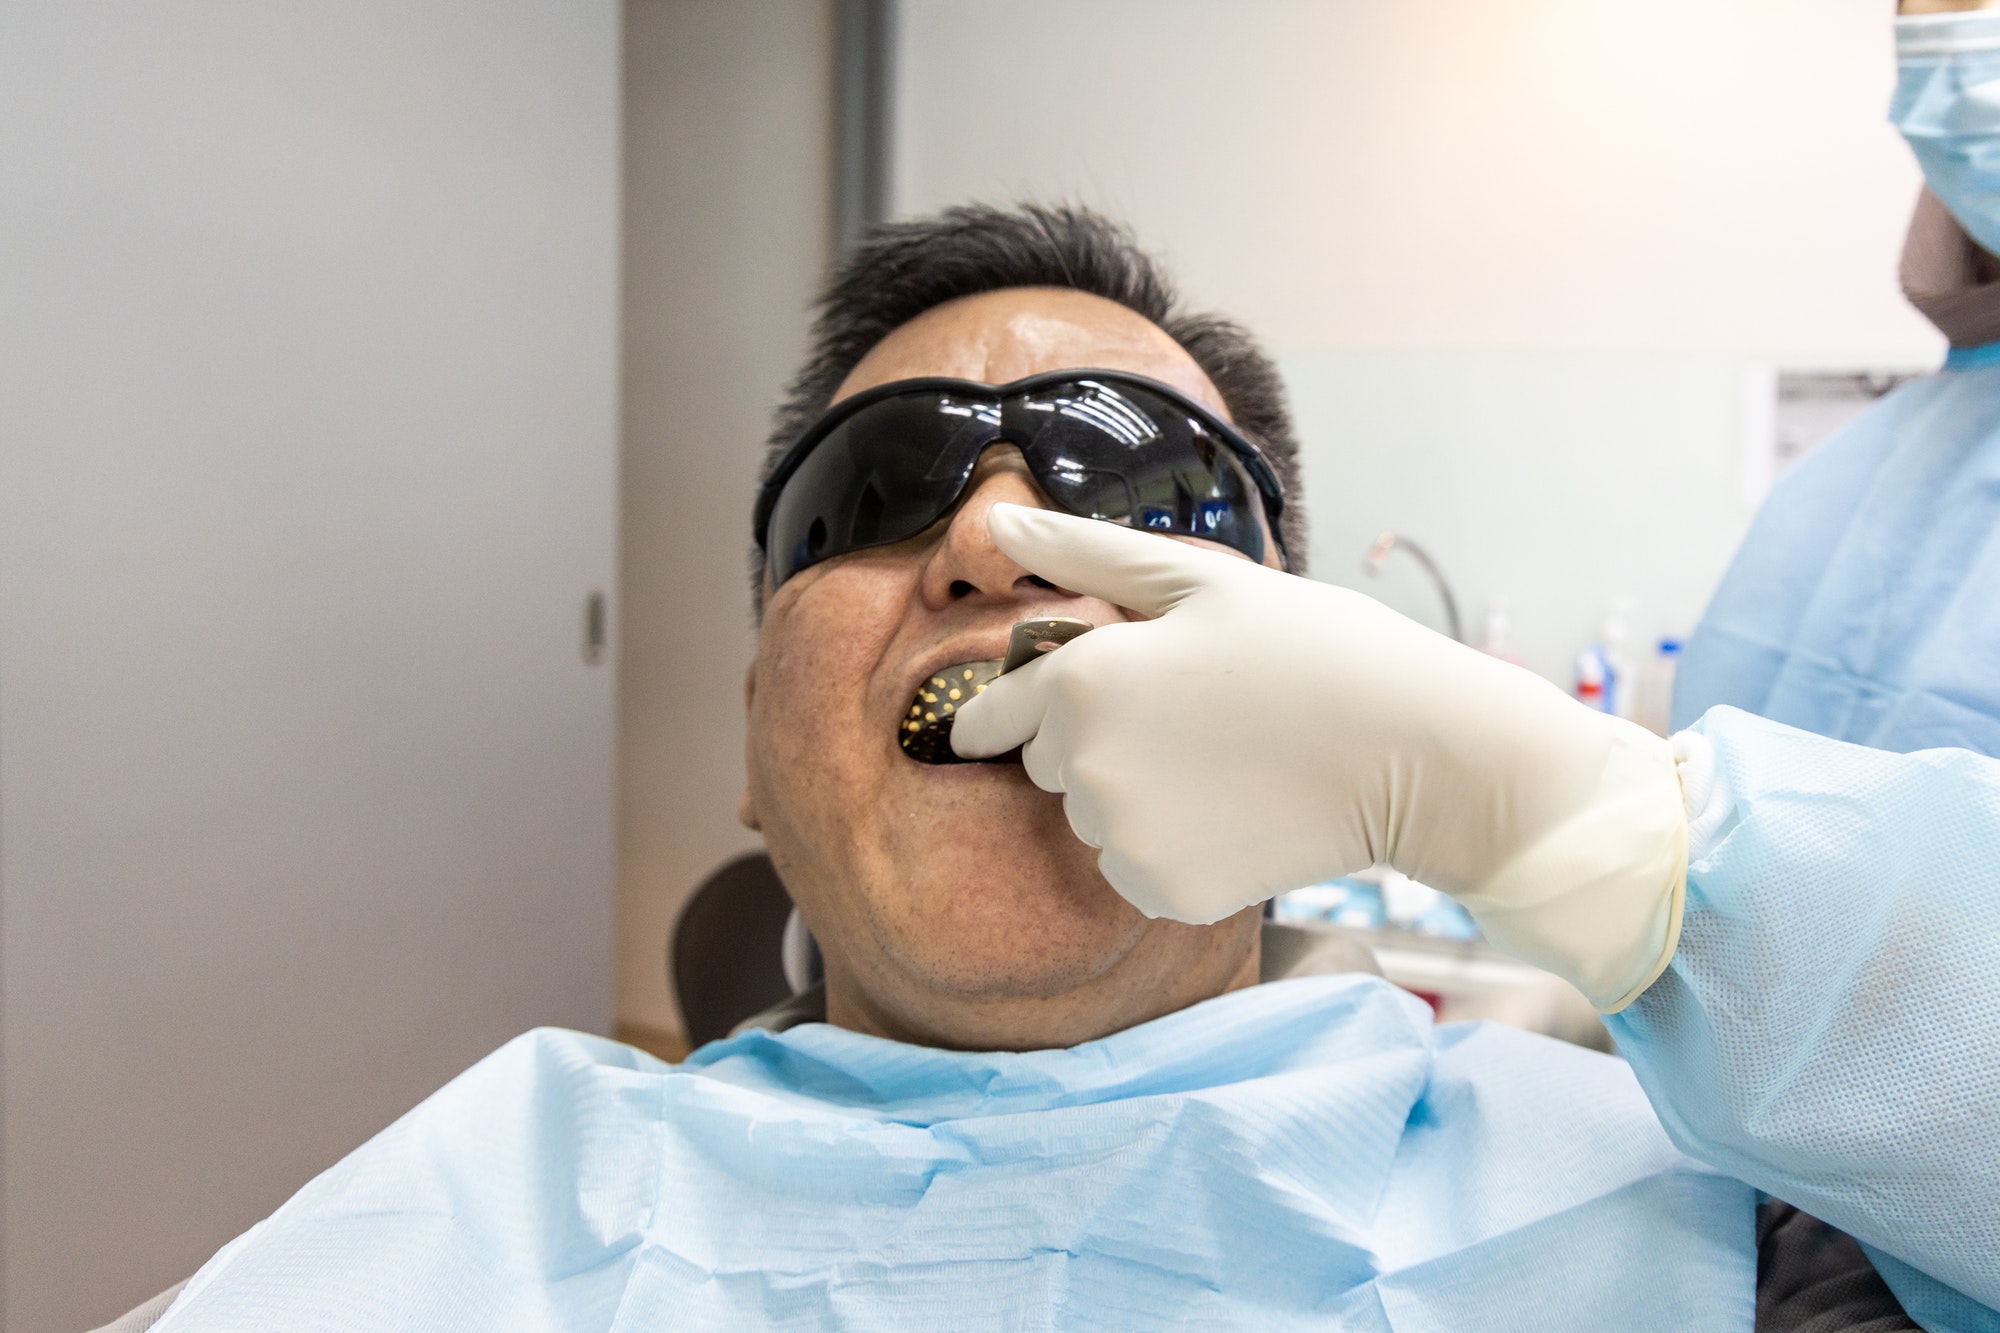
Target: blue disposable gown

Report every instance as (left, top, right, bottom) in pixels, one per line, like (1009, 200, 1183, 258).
(154, 977, 1755, 1331)
(1673, 352, 2000, 752)
(151, 711, 2000, 1331)
(1610, 706, 2000, 1331)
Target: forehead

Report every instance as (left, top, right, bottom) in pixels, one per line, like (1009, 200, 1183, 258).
(832, 287, 1232, 420)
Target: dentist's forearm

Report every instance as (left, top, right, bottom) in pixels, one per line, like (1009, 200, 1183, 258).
(1607, 710, 2000, 1317)
(1900, 0, 1999, 14)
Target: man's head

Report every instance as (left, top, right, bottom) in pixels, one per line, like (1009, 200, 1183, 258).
(739, 205, 1305, 1051)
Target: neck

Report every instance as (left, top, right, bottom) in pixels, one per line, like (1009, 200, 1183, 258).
(823, 913, 1264, 1052)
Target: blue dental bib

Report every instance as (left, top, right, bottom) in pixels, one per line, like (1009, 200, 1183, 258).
(159, 975, 1754, 1331)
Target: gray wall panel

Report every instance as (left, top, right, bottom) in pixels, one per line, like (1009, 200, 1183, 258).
(0, 5, 619, 1327)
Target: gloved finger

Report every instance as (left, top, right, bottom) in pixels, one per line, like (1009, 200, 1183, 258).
(1059, 783, 1106, 849)
(1020, 724, 1068, 795)
(948, 653, 1057, 758)
(1095, 844, 1174, 922)
(986, 504, 1222, 618)
(1097, 843, 1240, 926)
(1024, 712, 1088, 792)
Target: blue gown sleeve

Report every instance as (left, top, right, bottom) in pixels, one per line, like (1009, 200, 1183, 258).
(1604, 706, 2000, 1331)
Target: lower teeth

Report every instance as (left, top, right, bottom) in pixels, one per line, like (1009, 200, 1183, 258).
(900, 660, 1003, 764)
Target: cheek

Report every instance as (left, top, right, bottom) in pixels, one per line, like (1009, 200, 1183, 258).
(749, 565, 911, 793)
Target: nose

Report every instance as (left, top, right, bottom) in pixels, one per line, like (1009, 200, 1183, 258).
(917, 447, 1078, 610)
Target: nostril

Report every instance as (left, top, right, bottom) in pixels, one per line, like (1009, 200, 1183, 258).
(949, 579, 976, 599)
(1026, 575, 1056, 590)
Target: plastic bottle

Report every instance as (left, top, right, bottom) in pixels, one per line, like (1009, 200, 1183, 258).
(1574, 646, 1609, 712)
(1601, 598, 1640, 720)
(1638, 637, 1683, 736)
(1479, 598, 1525, 667)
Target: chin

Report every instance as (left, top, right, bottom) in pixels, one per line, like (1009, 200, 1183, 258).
(864, 832, 1147, 1001)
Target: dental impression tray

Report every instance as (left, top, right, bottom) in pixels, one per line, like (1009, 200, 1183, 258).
(900, 617, 1093, 764)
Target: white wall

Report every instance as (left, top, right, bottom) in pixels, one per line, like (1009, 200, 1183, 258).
(0, 6, 618, 1328)
(620, 0, 836, 1042)
(1283, 351, 1771, 681)
(893, 0, 1946, 679)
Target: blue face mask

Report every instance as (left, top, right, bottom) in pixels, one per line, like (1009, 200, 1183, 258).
(1893, 11, 2000, 257)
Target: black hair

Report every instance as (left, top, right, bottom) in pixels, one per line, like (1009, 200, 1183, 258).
(754, 202, 1307, 609)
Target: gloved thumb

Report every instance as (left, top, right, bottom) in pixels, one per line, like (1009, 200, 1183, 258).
(986, 504, 1219, 618)
(948, 647, 1056, 759)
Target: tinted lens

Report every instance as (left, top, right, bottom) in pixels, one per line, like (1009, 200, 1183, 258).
(765, 393, 997, 585)
(1011, 379, 1266, 564)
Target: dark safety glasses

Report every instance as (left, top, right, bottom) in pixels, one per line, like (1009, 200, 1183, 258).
(754, 369, 1288, 589)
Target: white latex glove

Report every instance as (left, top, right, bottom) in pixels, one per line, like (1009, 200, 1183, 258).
(951, 504, 1689, 1012)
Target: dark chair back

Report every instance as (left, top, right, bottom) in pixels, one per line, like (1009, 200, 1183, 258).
(670, 852, 796, 1046)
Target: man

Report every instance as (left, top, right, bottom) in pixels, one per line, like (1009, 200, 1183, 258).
(1675, 0, 2000, 755)
(114, 200, 1997, 1332)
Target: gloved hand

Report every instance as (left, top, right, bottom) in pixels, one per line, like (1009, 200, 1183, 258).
(951, 504, 1690, 1012)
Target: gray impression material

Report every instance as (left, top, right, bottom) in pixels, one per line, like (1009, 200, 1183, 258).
(900, 618, 1093, 764)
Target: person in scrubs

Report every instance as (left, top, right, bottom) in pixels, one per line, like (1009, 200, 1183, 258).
(1675, 0, 2000, 755)
(118, 202, 1758, 1330)
(945, 8, 2000, 1325)
(128, 209, 1992, 1333)
(113, 12, 1999, 1332)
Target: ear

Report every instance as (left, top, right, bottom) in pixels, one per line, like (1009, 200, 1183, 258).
(737, 661, 761, 831)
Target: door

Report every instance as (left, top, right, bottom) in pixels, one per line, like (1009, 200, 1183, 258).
(0, 5, 619, 1328)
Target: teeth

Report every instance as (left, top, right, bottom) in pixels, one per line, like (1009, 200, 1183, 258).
(899, 659, 1002, 764)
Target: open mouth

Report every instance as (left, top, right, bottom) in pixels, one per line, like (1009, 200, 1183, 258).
(898, 660, 1004, 763)
(899, 618, 1093, 765)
